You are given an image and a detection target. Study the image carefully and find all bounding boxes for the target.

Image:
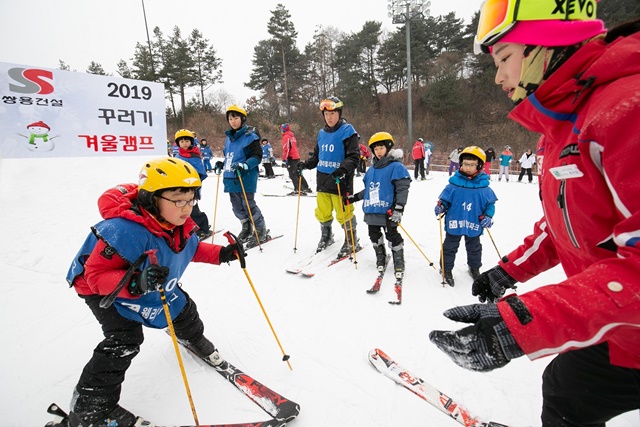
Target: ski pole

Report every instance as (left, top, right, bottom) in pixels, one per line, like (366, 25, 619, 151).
(147, 250, 200, 426)
(224, 231, 293, 370)
(485, 228, 502, 260)
(210, 169, 222, 243)
(336, 181, 358, 268)
(236, 169, 263, 252)
(293, 174, 303, 253)
(438, 214, 446, 287)
(392, 218, 436, 271)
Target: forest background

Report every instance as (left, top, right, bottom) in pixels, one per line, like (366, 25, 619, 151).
(63, 1, 640, 160)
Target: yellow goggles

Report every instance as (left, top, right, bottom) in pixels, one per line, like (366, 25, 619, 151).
(319, 99, 344, 111)
(475, 0, 598, 48)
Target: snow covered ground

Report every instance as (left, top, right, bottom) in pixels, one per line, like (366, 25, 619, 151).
(0, 156, 637, 427)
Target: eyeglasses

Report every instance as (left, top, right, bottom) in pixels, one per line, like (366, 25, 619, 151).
(157, 195, 198, 207)
(319, 99, 343, 111)
(474, 0, 598, 53)
(461, 162, 479, 168)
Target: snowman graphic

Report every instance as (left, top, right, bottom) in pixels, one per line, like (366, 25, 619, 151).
(19, 121, 60, 152)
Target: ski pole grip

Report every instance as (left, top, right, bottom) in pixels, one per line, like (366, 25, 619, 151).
(146, 249, 158, 265)
(224, 231, 246, 268)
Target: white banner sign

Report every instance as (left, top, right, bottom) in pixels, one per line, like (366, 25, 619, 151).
(0, 62, 167, 158)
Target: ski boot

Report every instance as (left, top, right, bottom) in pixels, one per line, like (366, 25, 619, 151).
(443, 270, 455, 287)
(237, 218, 253, 244)
(184, 335, 225, 367)
(245, 222, 270, 249)
(469, 267, 481, 280)
(316, 221, 335, 252)
(373, 241, 387, 273)
(391, 243, 404, 280)
(337, 217, 361, 258)
(197, 227, 213, 241)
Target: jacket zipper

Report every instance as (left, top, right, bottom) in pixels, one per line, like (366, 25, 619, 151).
(556, 180, 580, 248)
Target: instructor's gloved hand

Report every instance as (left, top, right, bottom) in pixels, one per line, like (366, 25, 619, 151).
(388, 206, 403, 224)
(472, 265, 518, 303)
(231, 162, 249, 172)
(219, 243, 245, 263)
(214, 161, 224, 174)
(331, 167, 347, 183)
(429, 303, 524, 372)
(479, 215, 493, 228)
(129, 264, 170, 295)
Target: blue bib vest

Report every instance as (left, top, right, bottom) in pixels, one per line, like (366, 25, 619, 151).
(66, 218, 199, 328)
(362, 162, 410, 215)
(317, 124, 356, 174)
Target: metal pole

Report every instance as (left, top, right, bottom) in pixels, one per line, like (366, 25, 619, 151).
(141, 0, 156, 76)
(406, 3, 413, 148)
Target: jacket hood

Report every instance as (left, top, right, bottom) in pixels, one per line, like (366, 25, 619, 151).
(373, 148, 403, 168)
(97, 183, 198, 250)
(449, 170, 491, 188)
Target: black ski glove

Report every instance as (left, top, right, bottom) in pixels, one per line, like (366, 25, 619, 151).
(219, 243, 245, 263)
(472, 265, 518, 303)
(296, 161, 307, 174)
(429, 303, 524, 372)
(128, 264, 170, 295)
(214, 161, 224, 174)
(331, 167, 348, 183)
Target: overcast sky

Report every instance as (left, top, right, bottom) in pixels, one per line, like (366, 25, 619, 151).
(1, 0, 479, 104)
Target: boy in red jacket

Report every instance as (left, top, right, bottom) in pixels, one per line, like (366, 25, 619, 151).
(65, 157, 241, 427)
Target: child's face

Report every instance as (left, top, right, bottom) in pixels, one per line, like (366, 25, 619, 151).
(323, 110, 340, 127)
(156, 189, 196, 226)
(491, 42, 525, 101)
(178, 138, 192, 149)
(460, 159, 479, 174)
(228, 113, 243, 130)
(373, 144, 387, 159)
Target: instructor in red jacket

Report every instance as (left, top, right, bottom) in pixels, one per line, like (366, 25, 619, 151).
(429, 2, 640, 425)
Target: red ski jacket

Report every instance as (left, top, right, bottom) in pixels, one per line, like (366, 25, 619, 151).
(411, 141, 425, 160)
(496, 31, 640, 369)
(281, 130, 301, 161)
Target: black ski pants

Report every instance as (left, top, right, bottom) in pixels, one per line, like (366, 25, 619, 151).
(286, 159, 310, 191)
(368, 223, 403, 248)
(441, 232, 482, 271)
(541, 342, 640, 426)
(73, 292, 207, 413)
(518, 168, 533, 183)
(413, 159, 425, 179)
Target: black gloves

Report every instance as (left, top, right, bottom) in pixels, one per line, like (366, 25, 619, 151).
(429, 303, 524, 372)
(219, 243, 244, 263)
(214, 161, 224, 174)
(128, 264, 170, 295)
(296, 161, 306, 174)
(471, 265, 518, 303)
(331, 167, 348, 182)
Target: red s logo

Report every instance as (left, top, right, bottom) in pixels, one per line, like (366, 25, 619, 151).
(8, 68, 54, 95)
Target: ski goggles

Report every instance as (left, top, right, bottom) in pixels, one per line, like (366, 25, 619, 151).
(319, 99, 344, 111)
(474, 0, 598, 52)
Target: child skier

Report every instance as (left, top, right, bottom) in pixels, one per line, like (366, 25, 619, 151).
(434, 146, 497, 286)
(216, 105, 270, 248)
(347, 132, 411, 302)
(65, 157, 241, 427)
(175, 129, 212, 240)
(261, 137, 276, 178)
(200, 138, 213, 173)
(297, 96, 361, 256)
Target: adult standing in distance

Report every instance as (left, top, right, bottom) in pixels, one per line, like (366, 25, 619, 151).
(281, 123, 311, 194)
(429, 1, 640, 425)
